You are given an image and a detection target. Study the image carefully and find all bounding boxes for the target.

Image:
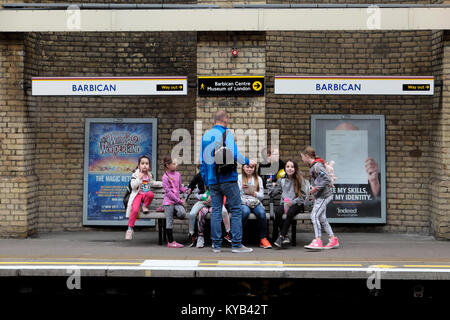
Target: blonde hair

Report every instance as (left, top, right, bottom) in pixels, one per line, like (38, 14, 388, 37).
(301, 146, 317, 159)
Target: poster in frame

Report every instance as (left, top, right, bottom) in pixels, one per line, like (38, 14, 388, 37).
(311, 114, 386, 224)
(83, 118, 157, 226)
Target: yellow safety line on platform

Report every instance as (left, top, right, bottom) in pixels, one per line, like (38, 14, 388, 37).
(0, 262, 142, 265)
(199, 263, 363, 267)
(284, 263, 363, 267)
(1, 262, 449, 269)
(403, 265, 450, 268)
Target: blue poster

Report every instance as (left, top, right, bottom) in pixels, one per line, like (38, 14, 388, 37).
(83, 119, 157, 226)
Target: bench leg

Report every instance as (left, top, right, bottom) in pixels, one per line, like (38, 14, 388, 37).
(291, 221, 297, 247)
(162, 222, 167, 245)
(158, 219, 163, 245)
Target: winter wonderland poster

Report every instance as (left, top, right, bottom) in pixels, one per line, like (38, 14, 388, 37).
(83, 118, 157, 226)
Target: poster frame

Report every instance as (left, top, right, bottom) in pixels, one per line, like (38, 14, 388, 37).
(83, 118, 157, 226)
(311, 114, 386, 224)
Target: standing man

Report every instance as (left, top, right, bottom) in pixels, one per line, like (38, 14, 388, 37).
(200, 111, 256, 253)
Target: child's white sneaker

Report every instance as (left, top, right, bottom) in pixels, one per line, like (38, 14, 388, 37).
(196, 236, 205, 248)
(125, 229, 134, 240)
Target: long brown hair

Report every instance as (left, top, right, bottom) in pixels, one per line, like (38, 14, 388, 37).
(241, 164, 260, 192)
(284, 159, 303, 197)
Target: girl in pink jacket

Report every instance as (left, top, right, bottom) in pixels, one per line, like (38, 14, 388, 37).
(162, 156, 190, 248)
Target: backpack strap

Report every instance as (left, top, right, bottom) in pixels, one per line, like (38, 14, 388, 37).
(221, 129, 228, 164)
(215, 129, 228, 184)
(222, 129, 228, 147)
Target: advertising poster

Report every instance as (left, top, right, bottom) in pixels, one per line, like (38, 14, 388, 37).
(83, 118, 157, 226)
(311, 115, 386, 224)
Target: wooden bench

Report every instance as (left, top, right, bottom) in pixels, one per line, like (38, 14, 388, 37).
(138, 187, 311, 246)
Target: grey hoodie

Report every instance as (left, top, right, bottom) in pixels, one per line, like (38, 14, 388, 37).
(309, 161, 332, 199)
(268, 177, 306, 207)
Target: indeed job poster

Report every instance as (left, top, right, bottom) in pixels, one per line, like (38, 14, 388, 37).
(83, 119, 157, 226)
(311, 115, 386, 224)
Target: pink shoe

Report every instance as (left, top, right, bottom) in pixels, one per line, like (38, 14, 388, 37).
(324, 237, 340, 249)
(304, 238, 323, 250)
(167, 241, 184, 248)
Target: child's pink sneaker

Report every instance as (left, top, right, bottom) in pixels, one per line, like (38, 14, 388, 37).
(324, 237, 340, 249)
(304, 238, 323, 250)
(167, 241, 184, 248)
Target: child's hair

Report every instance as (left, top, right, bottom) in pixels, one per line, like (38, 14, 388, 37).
(163, 155, 173, 169)
(301, 146, 317, 159)
(133, 155, 151, 172)
(241, 164, 260, 192)
(284, 159, 304, 197)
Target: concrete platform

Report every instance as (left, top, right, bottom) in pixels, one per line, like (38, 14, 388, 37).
(0, 231, 449, 280)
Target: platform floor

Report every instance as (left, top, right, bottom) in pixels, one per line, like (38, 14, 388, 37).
(0, 231, 449, 316)
(0, 231, 449, 280)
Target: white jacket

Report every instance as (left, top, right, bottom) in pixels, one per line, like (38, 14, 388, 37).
(237, 174, 264, 201)
(125, 169, 162, 218)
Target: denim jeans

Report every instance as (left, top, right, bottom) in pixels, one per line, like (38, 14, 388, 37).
(209, 181, 243, 249)
(241, 204, 267, 240)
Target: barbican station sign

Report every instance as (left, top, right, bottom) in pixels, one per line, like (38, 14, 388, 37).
(274, 75, 434, 95)
(32, 76, 188, 96)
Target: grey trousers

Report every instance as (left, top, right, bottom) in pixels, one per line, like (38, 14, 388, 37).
(164, 204, 186, 229)
(310, 195, 334, 238)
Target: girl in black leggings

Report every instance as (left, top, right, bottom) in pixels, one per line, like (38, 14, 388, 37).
(268, 160, 307, 248)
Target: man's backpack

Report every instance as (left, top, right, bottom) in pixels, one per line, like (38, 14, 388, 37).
(214, 129, 237, 179)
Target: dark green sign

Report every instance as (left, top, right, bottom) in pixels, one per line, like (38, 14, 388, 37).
(198, 76, 264, 97)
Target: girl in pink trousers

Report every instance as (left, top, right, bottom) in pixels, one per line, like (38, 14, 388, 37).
(125, 155, 156, 240)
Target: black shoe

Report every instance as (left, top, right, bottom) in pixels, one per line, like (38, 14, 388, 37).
(274, 235, 284, 248)
(282, 236, 291, 245)
(184, 233, 196, 247)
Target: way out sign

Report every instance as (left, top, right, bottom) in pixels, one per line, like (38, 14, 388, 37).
(198, 76, 265, 97)
(32, 76, 188, 96)
(274, 75, 434, 95)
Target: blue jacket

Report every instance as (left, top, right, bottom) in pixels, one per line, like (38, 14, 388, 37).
(200, 125, 249, 186)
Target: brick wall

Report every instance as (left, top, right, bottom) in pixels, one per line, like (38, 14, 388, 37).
(1, 1, 449, 238)
(0, 33, 38, 237)
(196, 32, 266, 164)
(430, 30, 450, 239)
(266, 30, 435, 234)
(24, 31, 197, 232)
